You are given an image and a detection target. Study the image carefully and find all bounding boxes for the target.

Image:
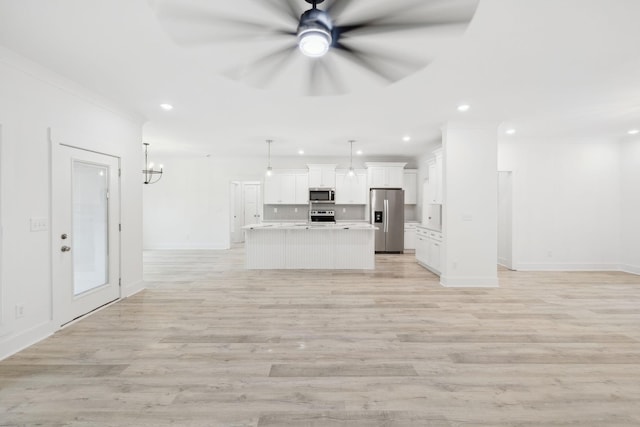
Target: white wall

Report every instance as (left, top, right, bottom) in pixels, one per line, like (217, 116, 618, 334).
(441, 123, 499, 287)
(0, 47, 143, 359)
(143, 156, 266, 249)
(621, 139, 640, 274)
(498, 138, 621, 270)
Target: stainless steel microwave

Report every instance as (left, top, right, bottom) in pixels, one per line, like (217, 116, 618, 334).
(309, 188, 335, 203)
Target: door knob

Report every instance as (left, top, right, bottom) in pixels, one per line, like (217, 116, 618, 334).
(61, 246, 71, 252)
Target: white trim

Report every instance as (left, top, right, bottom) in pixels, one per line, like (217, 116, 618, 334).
(0, 123, 3, 331)
(0, 321, 55, 361)
(143, 244, 230, 250)
(515, 263, 622, 271)
(440, 275, 500, 288)
(417, 260, 440, 276)
(620, 265, 640, 276)
(122, 280, 145, 298)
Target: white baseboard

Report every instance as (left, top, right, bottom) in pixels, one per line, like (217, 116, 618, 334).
(515, 262, 622, 271)
(143, 244, 229, 250)
(440, 275, 499, 288)
(0, 321, 55, 361)
(621, 264, 640, 276)
(122, 279, 145, 298)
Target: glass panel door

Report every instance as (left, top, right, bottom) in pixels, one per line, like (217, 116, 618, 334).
(52, 144, 120, 326)
(72, 162, 109, 295)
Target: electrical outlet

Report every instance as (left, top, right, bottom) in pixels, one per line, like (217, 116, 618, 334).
(547, 250, 553, 258)
(294, 208, 298, 213)
(274, 207, 278, 213)
(342, 208, 346, 213)
(15, 304, 25, 319)
(452, 261, 458, 270)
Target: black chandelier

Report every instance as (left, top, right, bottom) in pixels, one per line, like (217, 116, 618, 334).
(142, 143, 163, 185)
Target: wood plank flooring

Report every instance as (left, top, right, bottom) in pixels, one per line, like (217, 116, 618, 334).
(2, 247, 640, 426)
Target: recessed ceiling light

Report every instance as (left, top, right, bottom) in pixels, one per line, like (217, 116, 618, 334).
(628, 129, 639, 135)
(356, 150, 363, 156)
(298, 149, 305, 155)
(160, 103, 173, 111)
(505, 128, 516, 135)
(402, 135, 411, 142)
(457, 104, 470, 112)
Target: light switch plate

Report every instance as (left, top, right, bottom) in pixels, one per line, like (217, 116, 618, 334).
(30, 217, 48, 232)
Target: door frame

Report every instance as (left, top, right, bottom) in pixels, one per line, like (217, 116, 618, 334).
(229, 181, 243, 244)
(228, 180, 262, 245)
(50, 136, 122, 326)
(242, 181, 262, 228)
(497, 170, 516, 270)
(0, 124, 4, 330)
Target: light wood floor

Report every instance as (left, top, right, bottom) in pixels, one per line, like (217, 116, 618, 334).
(2, 247, 640, 426)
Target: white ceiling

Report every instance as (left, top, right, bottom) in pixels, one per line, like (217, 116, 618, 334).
(1, 0, 639, 159)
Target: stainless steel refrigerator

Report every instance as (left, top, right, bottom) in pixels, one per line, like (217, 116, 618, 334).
(370, 188, 404, 253)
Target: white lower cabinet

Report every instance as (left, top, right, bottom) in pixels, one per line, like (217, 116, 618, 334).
(404, 223, 417, 250)
(415, 226, 443, 275)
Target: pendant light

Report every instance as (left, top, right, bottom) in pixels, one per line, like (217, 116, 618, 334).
(347, 140, 356, 177)
(142, 143, 163, 184)
(265, 139, 273, 176)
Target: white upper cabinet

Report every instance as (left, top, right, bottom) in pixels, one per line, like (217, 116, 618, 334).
(365, 162, 406, 189)
(335, 170, 367, 205)
(264, 170, 309, 205)
(295, 173, 309, 204)
(403, 169, 417, 204)
(307, 164, 337, 188)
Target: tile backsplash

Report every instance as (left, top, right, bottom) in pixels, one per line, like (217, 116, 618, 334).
(263, 205, 367, 222)
(262, 205, 415, 222)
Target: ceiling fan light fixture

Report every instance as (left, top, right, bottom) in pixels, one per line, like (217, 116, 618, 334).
(297, 7, 333, 58)
(298, 28, 332, 58)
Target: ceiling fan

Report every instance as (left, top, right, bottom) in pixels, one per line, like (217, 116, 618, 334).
(151, 0, 479, 95)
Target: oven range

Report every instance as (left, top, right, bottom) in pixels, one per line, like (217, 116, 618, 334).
(310, 209, 335, 223)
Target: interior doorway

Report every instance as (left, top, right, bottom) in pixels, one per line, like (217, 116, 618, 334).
(51, 143, 121, 325)
(229, 181, 261, 244)
(498, 171, 514, 270)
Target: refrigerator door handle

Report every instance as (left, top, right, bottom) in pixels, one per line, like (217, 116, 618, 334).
(384, 199, 389, 233)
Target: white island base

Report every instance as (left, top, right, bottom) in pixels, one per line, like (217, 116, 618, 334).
(244, 223, 376, 270)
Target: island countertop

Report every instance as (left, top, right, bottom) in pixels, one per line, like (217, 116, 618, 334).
(242, 222, 377, 230)
(243, 222, 376, 269)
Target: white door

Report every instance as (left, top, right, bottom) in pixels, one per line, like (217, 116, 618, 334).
(243, 183, 261, 226)
(52, 144, 120, 325)
(230, 182, 243, 244)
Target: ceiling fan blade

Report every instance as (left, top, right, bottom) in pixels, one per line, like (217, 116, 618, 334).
(253, 45, 299, 89)
(336, 16, 472, 38)
(226, 43, 298, 88)
(333, 41, 426, 83)
(255, 0, 302, 24)
(306, 56, 348, 96)
(307, 60, 322, 96)
(154, 3, 296, 44)
(317, 56, 347, 95)
(324, 0, 355, 20)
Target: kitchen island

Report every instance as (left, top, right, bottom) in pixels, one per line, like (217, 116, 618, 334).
(243, 223, 377, 270)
